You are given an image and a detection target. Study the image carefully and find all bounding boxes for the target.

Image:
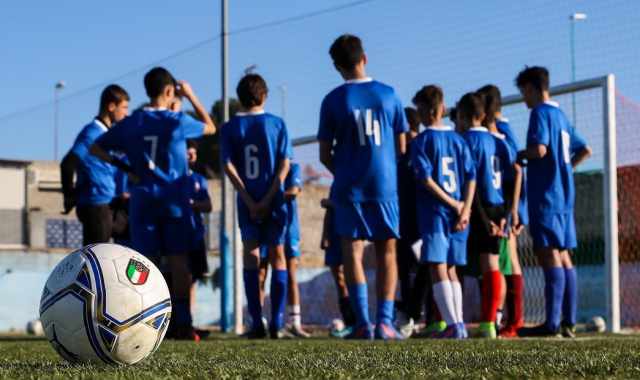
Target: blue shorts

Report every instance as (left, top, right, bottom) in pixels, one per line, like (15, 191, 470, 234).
(237, 198, 287, 246)
(419, 214, 469, 266)
(129, 189, 191, 257)
(333, 200, 400, 241)
(259, 239, 300, 260)
(529, 211, 577, 250)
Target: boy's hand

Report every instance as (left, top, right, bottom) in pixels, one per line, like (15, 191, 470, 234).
(454, 200, 464, 216)
(510, 212, 524, 235)
(176, 80, 194, 99)
(489, 218, 507, 237)
(454, 209, 470, 232)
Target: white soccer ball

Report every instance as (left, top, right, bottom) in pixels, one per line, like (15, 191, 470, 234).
(586, 316, 606, 333)
(330, 318, 345, 332)
(39, 244, 171, 365)
(26, 319, 44, 336)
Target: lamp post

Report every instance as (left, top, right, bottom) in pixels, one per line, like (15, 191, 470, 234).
(54, 81, 66, 161)
(570, 12, 587, 125)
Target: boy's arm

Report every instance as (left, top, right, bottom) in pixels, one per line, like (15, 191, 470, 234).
(60, 151, 79, 214)
(421, 178, 463, 214)
(455, 179, 476, 231)
(319, 141, 334, 174)
(178, 81, 216, 135)
(572, 145, 592, 168)
(396, 132, 407, 156)
(223, 162, 257, 213)
(284, 186, 301, 201)
(517, 144, 547, 164)
(510, 163, 523, 233)
(255, 158, 291, 216)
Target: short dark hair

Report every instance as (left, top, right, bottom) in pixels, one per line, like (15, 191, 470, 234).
(404, 107, 420, 130)
(448, 107, 457, 122)
(187, 139, 199, 150)
(477, 84, 502, 111)
(236, 74, 268, 108)
(329, 34, 365, 71)
(144, 67, 177, 98)
(515, 66, 550, 92)
(412, 85, 444, 119)
(456, 92, 485, 122)
(99, 84, 129, 112)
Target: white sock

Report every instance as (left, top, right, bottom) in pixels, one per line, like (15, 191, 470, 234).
(433, 281, 456, 326)
(451, 281, 464, 324)
(496, 309, 503, 327)
(288, 304, 301, 328)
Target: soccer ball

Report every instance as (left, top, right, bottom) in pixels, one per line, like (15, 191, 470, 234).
(586, 316, 606, 333)
(39, 244, 171, 365)
(26, 319, 44, 336)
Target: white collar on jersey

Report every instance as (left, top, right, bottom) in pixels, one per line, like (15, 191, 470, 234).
(235, 110, 265, 116)
(425, 125, 453, 131)
(497, 116, 509, 123)
(94, 118, 108, 132)
(469, 126, 489, 132)
(492, 131, 506, 139)
(345, 77, 373, 84)
(544, 100, 560, 108)
(143, 106, 169, 111)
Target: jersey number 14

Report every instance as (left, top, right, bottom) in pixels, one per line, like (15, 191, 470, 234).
(354, 109, 381, 146)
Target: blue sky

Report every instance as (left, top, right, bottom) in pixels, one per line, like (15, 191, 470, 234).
(1, 0, 639, 161)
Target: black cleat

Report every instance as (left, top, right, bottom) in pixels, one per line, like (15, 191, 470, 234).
(517, 324, 561, 338)
(242, 325, 267, 339)
(560, 323, 576, 338)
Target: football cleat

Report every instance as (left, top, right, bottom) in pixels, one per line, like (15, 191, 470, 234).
(375, 322, 405, 341)
(560, 323, 576, 339)
(517, 324, 562, 338)
(242, 325, 267, 339)
(457, 323, 469, 339)
(434, 324, 464, 339)
(330, 326, 353, 339)
(498, 325, 519, 339)
(396, 314, 415, 339)
(287, 324, 311, 338)
(345, 325, 374, 340)
(478, 322, 497, 339)
(270, 327, 295, 340)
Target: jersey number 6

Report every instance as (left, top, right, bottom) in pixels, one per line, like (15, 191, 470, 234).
(245, 144, 259, 179)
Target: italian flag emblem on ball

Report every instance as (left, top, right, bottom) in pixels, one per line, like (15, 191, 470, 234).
(126, 259, 150, 285)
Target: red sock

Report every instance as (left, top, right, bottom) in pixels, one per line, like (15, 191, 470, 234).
(511, 274, 524, 328)
(482, 271, 502, 323)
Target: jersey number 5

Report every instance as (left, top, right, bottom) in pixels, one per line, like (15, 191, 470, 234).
(442, 156, 457, 193)
(354, 109, 381, 146)
(245, 144, 259, 179)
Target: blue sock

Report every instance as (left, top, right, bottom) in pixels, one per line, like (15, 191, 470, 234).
(377, 299, 395, 326)
(173, 299, 192, 326)
(543, 267, 565, 331)
(243, 269, 262, 330)
(348, 283, 370, 328)
(563, 267, 578, 326)
(270, 269, 288, 331)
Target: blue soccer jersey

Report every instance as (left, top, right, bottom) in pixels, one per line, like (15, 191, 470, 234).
(497, 118, 528, 225)
(70, 119, 116, 206)
(464, 126, 513, 207)
(96, 108, 205, 210)
(317, 78, 408, 203)
(220, 111, 292, 244)
(526, 101, 587, 214)
(113, 152, 129, 197)
(186, 170, 210, 244)
(284, 163, 302, 243)
(411, 126, 476, 225)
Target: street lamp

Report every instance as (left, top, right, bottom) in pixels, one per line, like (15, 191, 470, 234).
(54, 80, 66, 161)
(570, 12, 587, 125)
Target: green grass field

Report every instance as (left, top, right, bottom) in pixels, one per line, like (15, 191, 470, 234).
(1, 336, 640, 379)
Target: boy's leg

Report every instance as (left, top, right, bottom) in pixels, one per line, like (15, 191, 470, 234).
(430, 263, 458, 335)
(242, 240, 265, 335)
(503, 234, 524, 336)
(269, 244, 288, 335)
(167, 254, 194, 338)
(258, 254, 269, 307)
(538, 247, 565, 333)
(343, 238, 373, 337)
(330, 265, 356, 327)
(480, 253, 502, 338)
(286, 256, 310, 337)
(374, 238, 398, 326)
(560, 250, 577, 335)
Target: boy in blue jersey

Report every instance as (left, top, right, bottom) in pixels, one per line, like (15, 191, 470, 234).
(515, 67, 592, 338)
(318, 35, 408, 340)
(459, 92, 520, 339)
(111, 152, 132, 247)
(477, 84, 526, 338)
(91, 67, 216, 341)
(60, 85, 130, 245)
(320, 197, 357, 337)
(411, 85, 476, 339)
(221, 73, 292, 339)
(282, 163, 311, 337)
